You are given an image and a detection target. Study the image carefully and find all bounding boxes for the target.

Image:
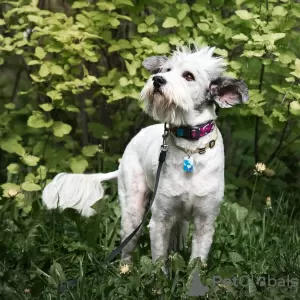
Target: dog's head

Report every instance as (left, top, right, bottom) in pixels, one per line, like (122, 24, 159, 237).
(140, 46, 249, 125)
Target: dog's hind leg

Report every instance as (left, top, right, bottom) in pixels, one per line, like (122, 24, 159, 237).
(118, 156, 149, 262)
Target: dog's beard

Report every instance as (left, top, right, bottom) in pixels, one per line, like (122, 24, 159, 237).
(140, 83, 193, 125)
(141, 87, 178, 124)
(148, 88, 173, 109)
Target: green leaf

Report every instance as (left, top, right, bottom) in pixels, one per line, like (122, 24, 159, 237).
(140, 256, 153, 273)
(272, 6, 288, 17)
(197, 23, 210, 31)
(1, 183, 21, 198)
(291, 58, 300, 78)
(27, 111, 53, 128)
(115, 0, 133, 6)
(0, 19, 6, 25)
(28, 60, 41, 66)
(39, 103, 53, 111)
(66, 105, 80, 112)
(37, 166, 47, 180)
(49, 262, 66, 284)
(69, 157, 88, 173)
(72, 1, 90, 9)
(145, 15, 155, 26)
(231, 203, 248, 222)
(229, 252, 244, 264)
(137, 23, 148, 33)
(235, 10, 254, 20)
(108, 44, 120, 52)
(191, 3, 205, 12)
(182, 17, 193, 27)
(46, 90, 62, 101)
(242, 50, 265, 58)
(21, 155, 40, 167)
(110, 18, 120, 27)
(25, 173, 35, 183)
(214, 48, 228, 57)
(272, 109, 286, 122)
(178, 9, 187, 21)
(97, 2, 116, 10)
(28, 14, 43, 25)
(155, 43, 170, 54)
(295, 58, 300, 71)
(39, 64, 49, 77)
(252, 33, 286, 43)
(229, 61, 242, 70)
(232, 33, 248, 41)
(171, 253, 186, 271)
(31, 0, 39, 6)
(21, 182, 41, 192)
(30, 74, 45, 83)
(0, 135, 25, 155)
(119, 77, 130, 87)
(51, 65, 64, 75)
(7, 163, 20, 174)
(162, 17, 178, 28)
(35, 46, 46, 60)
(125, 61, 136, 76)
(278, 52, 294, 64)
(5, 103, 15, 109)
(82, 145, 99, 157)
(290, 101, 300, 116)
(52, 121, 72, 137)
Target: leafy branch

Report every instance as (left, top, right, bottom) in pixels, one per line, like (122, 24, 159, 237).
(266, 101, 291, 165)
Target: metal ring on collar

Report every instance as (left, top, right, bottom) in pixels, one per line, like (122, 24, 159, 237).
(209, 140, 216, 148)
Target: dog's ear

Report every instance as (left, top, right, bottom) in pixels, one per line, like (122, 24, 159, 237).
(209, 77, 249, 108)
(142, 56, 168, 74)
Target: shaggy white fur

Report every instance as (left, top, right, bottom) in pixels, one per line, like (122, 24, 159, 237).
(42, 171, 118, 217)
(42, 45, 248, 264)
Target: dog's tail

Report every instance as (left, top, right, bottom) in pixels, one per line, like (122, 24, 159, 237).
(42, 170, 118, 217)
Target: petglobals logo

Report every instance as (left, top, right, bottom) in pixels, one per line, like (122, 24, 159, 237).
(188, 272, 209, 296)
(212, 275, 299, 288)
(188, 273, 299, 296)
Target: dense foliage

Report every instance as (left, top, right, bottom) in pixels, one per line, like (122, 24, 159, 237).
(0, 0, 299, 299)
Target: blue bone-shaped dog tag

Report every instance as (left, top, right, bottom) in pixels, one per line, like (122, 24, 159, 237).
(183, 156, 194, 172)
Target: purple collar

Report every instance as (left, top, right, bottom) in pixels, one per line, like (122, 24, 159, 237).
(170, 120, 215, 140)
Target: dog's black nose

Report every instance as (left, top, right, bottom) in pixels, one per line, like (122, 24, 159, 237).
(152, 76, 166, 88)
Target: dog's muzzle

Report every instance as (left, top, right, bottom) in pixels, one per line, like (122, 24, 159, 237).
(152, 76, 166, 89)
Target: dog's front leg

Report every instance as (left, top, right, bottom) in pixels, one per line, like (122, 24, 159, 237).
(190, 213, 218, 263)
(149, 214, 172, 263)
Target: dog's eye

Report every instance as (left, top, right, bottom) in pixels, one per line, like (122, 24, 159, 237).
(183, 72, 195, 81)
(166, 68, 171, 72)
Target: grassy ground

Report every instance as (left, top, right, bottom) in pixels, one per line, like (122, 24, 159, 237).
(0, 183, 300, 299)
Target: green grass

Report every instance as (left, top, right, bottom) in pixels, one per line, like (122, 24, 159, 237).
(0, 186, 300, 299)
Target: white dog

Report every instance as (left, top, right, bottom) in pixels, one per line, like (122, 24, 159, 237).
(43, 46, 248, 264)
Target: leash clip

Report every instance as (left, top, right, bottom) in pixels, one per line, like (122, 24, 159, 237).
(159, 123, 169, 162)
(161, 123, 169, 151)
(161, 144, 168, 152)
